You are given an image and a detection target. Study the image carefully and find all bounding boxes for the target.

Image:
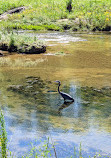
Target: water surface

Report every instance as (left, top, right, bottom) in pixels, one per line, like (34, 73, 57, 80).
(0, 32, 111, 157)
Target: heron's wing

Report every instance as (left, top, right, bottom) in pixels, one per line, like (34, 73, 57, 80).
(60, 91, 73, 100)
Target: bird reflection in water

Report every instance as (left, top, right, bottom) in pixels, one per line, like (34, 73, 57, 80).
(58, 101, 73, 113)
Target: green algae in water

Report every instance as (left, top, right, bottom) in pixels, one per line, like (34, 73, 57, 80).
(80, 86, 111, 103)
(55, 52, 66, 56)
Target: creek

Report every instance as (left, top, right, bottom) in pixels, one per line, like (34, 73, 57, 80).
(0, 31, 111, 157)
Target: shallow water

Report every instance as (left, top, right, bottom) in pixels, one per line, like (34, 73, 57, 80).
(0, 32, 111, 157)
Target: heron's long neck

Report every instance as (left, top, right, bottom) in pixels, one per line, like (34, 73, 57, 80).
(58, 85, 61, 94)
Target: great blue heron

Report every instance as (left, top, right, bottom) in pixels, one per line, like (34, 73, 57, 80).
(55, 81, 74, 102)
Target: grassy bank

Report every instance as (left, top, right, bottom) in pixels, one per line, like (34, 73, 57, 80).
(0, 0, 111, 31)
(0, 31, 46, 54)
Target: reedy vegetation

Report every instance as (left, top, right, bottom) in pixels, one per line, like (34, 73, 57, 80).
(0, 0, 111, 31)
(0, 31, 46, 54)
(0, 31, 44, 47)
(0, 110, 7, 158)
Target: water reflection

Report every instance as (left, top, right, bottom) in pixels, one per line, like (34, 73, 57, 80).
(0, 32, 111, 157)
(1, 72, 111, 157)
(58, 101, 74, 113)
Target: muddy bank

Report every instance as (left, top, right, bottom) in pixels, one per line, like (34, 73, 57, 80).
(0, 42, 46, 54)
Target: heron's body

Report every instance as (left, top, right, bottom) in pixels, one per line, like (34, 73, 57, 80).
(56, 81, 74, 102)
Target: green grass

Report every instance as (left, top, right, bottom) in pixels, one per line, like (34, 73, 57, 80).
(0, 110, 7, 158)
(0, 0, 111, 31)
(0, 31, 44, 46)
(0, 31, 46, 53)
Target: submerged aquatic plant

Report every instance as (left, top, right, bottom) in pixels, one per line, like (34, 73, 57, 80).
(0, 57, 47, 67)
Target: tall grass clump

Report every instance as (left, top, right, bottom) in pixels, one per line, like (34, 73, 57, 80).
(0, 31, 46, 54)
(0, 31, 44, 48)
(9, 33, 15, 48)
(0, 110, 7, 158)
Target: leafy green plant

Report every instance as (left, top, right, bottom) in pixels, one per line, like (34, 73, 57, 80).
(0, 110, 7, 158)
(22, 138, 55, 158)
